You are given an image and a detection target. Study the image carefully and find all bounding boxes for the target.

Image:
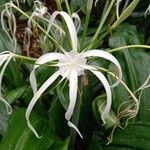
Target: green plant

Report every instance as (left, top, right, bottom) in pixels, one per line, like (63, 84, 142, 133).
(0, 0, 149, 149)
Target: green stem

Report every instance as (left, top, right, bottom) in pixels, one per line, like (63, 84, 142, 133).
(86, 30, 109, 50)
(108, 45, 150, 53)
(88, 0, 116, 49)
(55, 0, 63, 11)
(14, 54, 36, 62)
(64, 0, 72, 15)
(13, 44, 150, 64)
(101, 0, 110, 21)
(10, 3, 65, 52)
(80, 13, 90, 50)
(80, 0, 94, 50)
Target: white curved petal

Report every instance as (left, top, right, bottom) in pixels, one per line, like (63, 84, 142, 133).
(45, 11, 78, 51)
(68, 121, 83, 138)
(0, 55, 10, 68)
(65, 69, 78, 120)
(35, 52, 64, 66)
(1, 9, 13, 43)
(83, 65, 112, 124)
(0, 54, 13, 114)
(91, 70, 112, 124)
(94, 0, 99, 7)
(82, 50, 122, 87)
(26, 71, 60, 138)
(65, 69, 82, 137)
(30, 52, 63, 94)
(0, 97, 12, 114)
(71, 13, 81, 33)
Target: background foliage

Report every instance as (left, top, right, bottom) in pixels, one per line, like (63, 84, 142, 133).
(0, 0, 150, 150)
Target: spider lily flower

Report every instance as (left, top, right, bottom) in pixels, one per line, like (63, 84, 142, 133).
(0, 51, 14, 114)
(27, 0, 48, 29)
(26, 11, 122, 138)
(32, 0, 48, 17)
(26, 1, 65, 45)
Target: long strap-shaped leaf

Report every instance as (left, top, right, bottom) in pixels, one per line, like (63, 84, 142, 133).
(110, 0, 140, 30)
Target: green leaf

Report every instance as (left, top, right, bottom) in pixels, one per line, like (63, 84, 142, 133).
(49, 96, 69, 139)
(70, 0, 87, 14)
(4, 86, 27, 103)
(0, 108, 52, 150)
(110, 0, 140, 30)
(0, 108, 69, 150)
(109, 24, 150, 122)
(79, 75, 97, 138)
(56, 81, 69, 110)
(0, 0, 6, 13)
(26, 0, 33, 6)
(0, 29, 14, 51)
(36, 65, 55, 87)
(0, 102, 8, 136)
(92, 94, 117, 129)
(106, 123, 150, 150)
(88, 131, 103, 150)
(88, 23, 150, 149)
(6, 60, 26, 88)
(88, 123, 150, 150)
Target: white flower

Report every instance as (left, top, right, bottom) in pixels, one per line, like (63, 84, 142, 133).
(1, 3, 17, 52)
(32, 0, 47, 17)
(0, 51, 14, 114)
(27, 0, 48, 29)
(26, 11, 122, 138)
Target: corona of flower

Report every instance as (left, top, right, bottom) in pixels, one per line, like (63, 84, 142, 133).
(26, 11, 122, 138)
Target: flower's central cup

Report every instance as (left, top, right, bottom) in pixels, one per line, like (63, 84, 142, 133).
(58, 51, 87, 78)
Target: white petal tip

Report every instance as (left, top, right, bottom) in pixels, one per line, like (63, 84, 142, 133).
(101, 115, 107, 126)
(36, 135, 43, 139)
(8, 110, 12, 115)
(6, 105, 12, 115)
(27, 121, 42, 139)
(0, 99, 13, 114)
(67, 121, 83, 139)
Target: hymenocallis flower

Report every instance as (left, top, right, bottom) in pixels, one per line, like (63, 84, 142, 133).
(27, 0, 48, 29)
(1, 3, 17, 52)
(26, 11, 122, 138)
